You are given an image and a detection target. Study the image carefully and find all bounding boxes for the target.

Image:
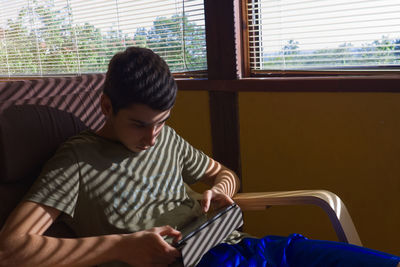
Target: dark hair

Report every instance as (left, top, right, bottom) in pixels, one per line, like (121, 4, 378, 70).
(103, 47, 177, 113)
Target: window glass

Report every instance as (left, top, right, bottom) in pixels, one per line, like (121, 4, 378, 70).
(247, 0, 400, 72)
(0, 0, 206, 76)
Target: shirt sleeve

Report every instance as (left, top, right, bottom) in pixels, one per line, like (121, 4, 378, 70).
(24, 142, 80, 217)
(169, 127, 210, 185)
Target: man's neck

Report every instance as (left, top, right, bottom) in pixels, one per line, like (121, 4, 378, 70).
(96, 122, 114, 140)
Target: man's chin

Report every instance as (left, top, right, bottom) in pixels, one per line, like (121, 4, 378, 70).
(121, 144, 143, 153)
(130, 145, 149, 152)
(123, 142, 153, 152)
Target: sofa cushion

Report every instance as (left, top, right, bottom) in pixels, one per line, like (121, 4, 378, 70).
(0, 183, 32, 227)
(0, 104, 87, 183)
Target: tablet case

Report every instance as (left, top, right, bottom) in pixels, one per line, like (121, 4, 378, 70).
(175, 203, 243, 266)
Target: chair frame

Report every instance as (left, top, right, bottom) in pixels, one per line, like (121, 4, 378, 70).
(233, 190, 362, 246)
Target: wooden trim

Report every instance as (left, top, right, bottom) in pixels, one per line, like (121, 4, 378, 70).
(240, 0, 251, 78)
(251, 69, 400, 77)
(204, 0, 242, 182)
(176, 75, 400, 92)
(0, 70, 208, 81)
(204, 0, 238, 79)
(234, 0, 244, 78)
(4, 74, 399, 93)
(209, 91, 242, 180)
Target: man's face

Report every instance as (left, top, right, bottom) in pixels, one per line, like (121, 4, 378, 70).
(108, 103, 171, 153)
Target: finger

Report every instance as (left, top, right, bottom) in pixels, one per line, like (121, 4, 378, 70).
(202, 190, 212, 212)
(225, 195, 235, 205)
(152, 233, 182, 261)
(173, 232, 182, 243)
(210, 189, 234, 205)
(218, 197, 234, 209)
(157, 225, 182, 239)
(156, 226, 183, 246)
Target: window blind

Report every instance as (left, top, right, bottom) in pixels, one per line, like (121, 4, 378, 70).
(247, 0, 400, 72)
(0, 0, 206, 76)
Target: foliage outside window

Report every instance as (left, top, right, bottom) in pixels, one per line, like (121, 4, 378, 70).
(247, 0, 400, 73)
(0, 0, 206, 76)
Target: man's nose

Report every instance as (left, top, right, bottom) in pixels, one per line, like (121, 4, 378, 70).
(144, 125, 158, 146)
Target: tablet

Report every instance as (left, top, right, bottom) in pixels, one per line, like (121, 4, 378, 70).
(174, 203, 243, 266)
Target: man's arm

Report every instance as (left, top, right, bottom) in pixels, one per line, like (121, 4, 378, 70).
(0, 201, 181, 267)
(199, 158, 240, 212)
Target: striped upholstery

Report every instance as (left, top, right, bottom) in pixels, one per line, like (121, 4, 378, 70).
(0, 74, 106, 130)
(0, 74, 106, 233)
(0, 74, 106, 183)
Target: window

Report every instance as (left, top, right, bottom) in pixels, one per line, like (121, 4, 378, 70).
(247, 0, 400, 73)
(0, 0, 206, 76)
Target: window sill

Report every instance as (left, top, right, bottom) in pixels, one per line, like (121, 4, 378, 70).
(176, 74, 400, 92)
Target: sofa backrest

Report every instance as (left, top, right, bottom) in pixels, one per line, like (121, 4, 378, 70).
(0, 74, 106, 183)
(0, 74, 106, 233)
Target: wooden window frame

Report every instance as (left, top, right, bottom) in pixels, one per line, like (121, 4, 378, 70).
(241, 0, 400, 79)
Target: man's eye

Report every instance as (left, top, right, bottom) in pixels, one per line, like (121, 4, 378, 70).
(132, 124, 144, 128)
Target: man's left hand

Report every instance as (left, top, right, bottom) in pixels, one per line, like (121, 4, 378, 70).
(201, 188, 234, 213)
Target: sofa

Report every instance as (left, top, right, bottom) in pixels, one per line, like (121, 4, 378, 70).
(0, 74, 106, 236)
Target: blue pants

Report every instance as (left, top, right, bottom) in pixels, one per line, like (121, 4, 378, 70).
(197, 234, 400, 267)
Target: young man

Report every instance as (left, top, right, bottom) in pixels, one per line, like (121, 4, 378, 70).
(0, 47, 240, 266)
(0, 47, 399, 267)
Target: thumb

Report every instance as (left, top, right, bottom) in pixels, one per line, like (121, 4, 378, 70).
(202, 190, 212, 212)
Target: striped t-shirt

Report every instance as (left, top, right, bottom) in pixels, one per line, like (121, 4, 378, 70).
(25, 125, 210, 238)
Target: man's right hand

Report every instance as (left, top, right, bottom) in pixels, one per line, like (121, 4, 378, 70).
(0, 201, 182, 267)
(117, 226, 182, 267)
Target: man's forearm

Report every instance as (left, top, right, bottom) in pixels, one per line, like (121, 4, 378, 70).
(0, 233, 122, 267)
(211, 167, 240, 198)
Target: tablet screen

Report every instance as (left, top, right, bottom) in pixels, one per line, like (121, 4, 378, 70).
(174, 203, 239, 248)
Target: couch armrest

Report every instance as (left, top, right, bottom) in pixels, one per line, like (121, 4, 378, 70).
(233, 190, 362, 246)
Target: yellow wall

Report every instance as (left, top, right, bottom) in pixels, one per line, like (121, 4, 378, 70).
(170, 90, 399, 255)
(239, 92, 400, 255)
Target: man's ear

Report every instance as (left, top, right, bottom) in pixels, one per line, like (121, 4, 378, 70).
(100, 94, 113, 117)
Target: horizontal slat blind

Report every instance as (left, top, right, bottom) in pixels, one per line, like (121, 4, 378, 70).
(247, 0, 400, 72)
(0, 0, 206, 76)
